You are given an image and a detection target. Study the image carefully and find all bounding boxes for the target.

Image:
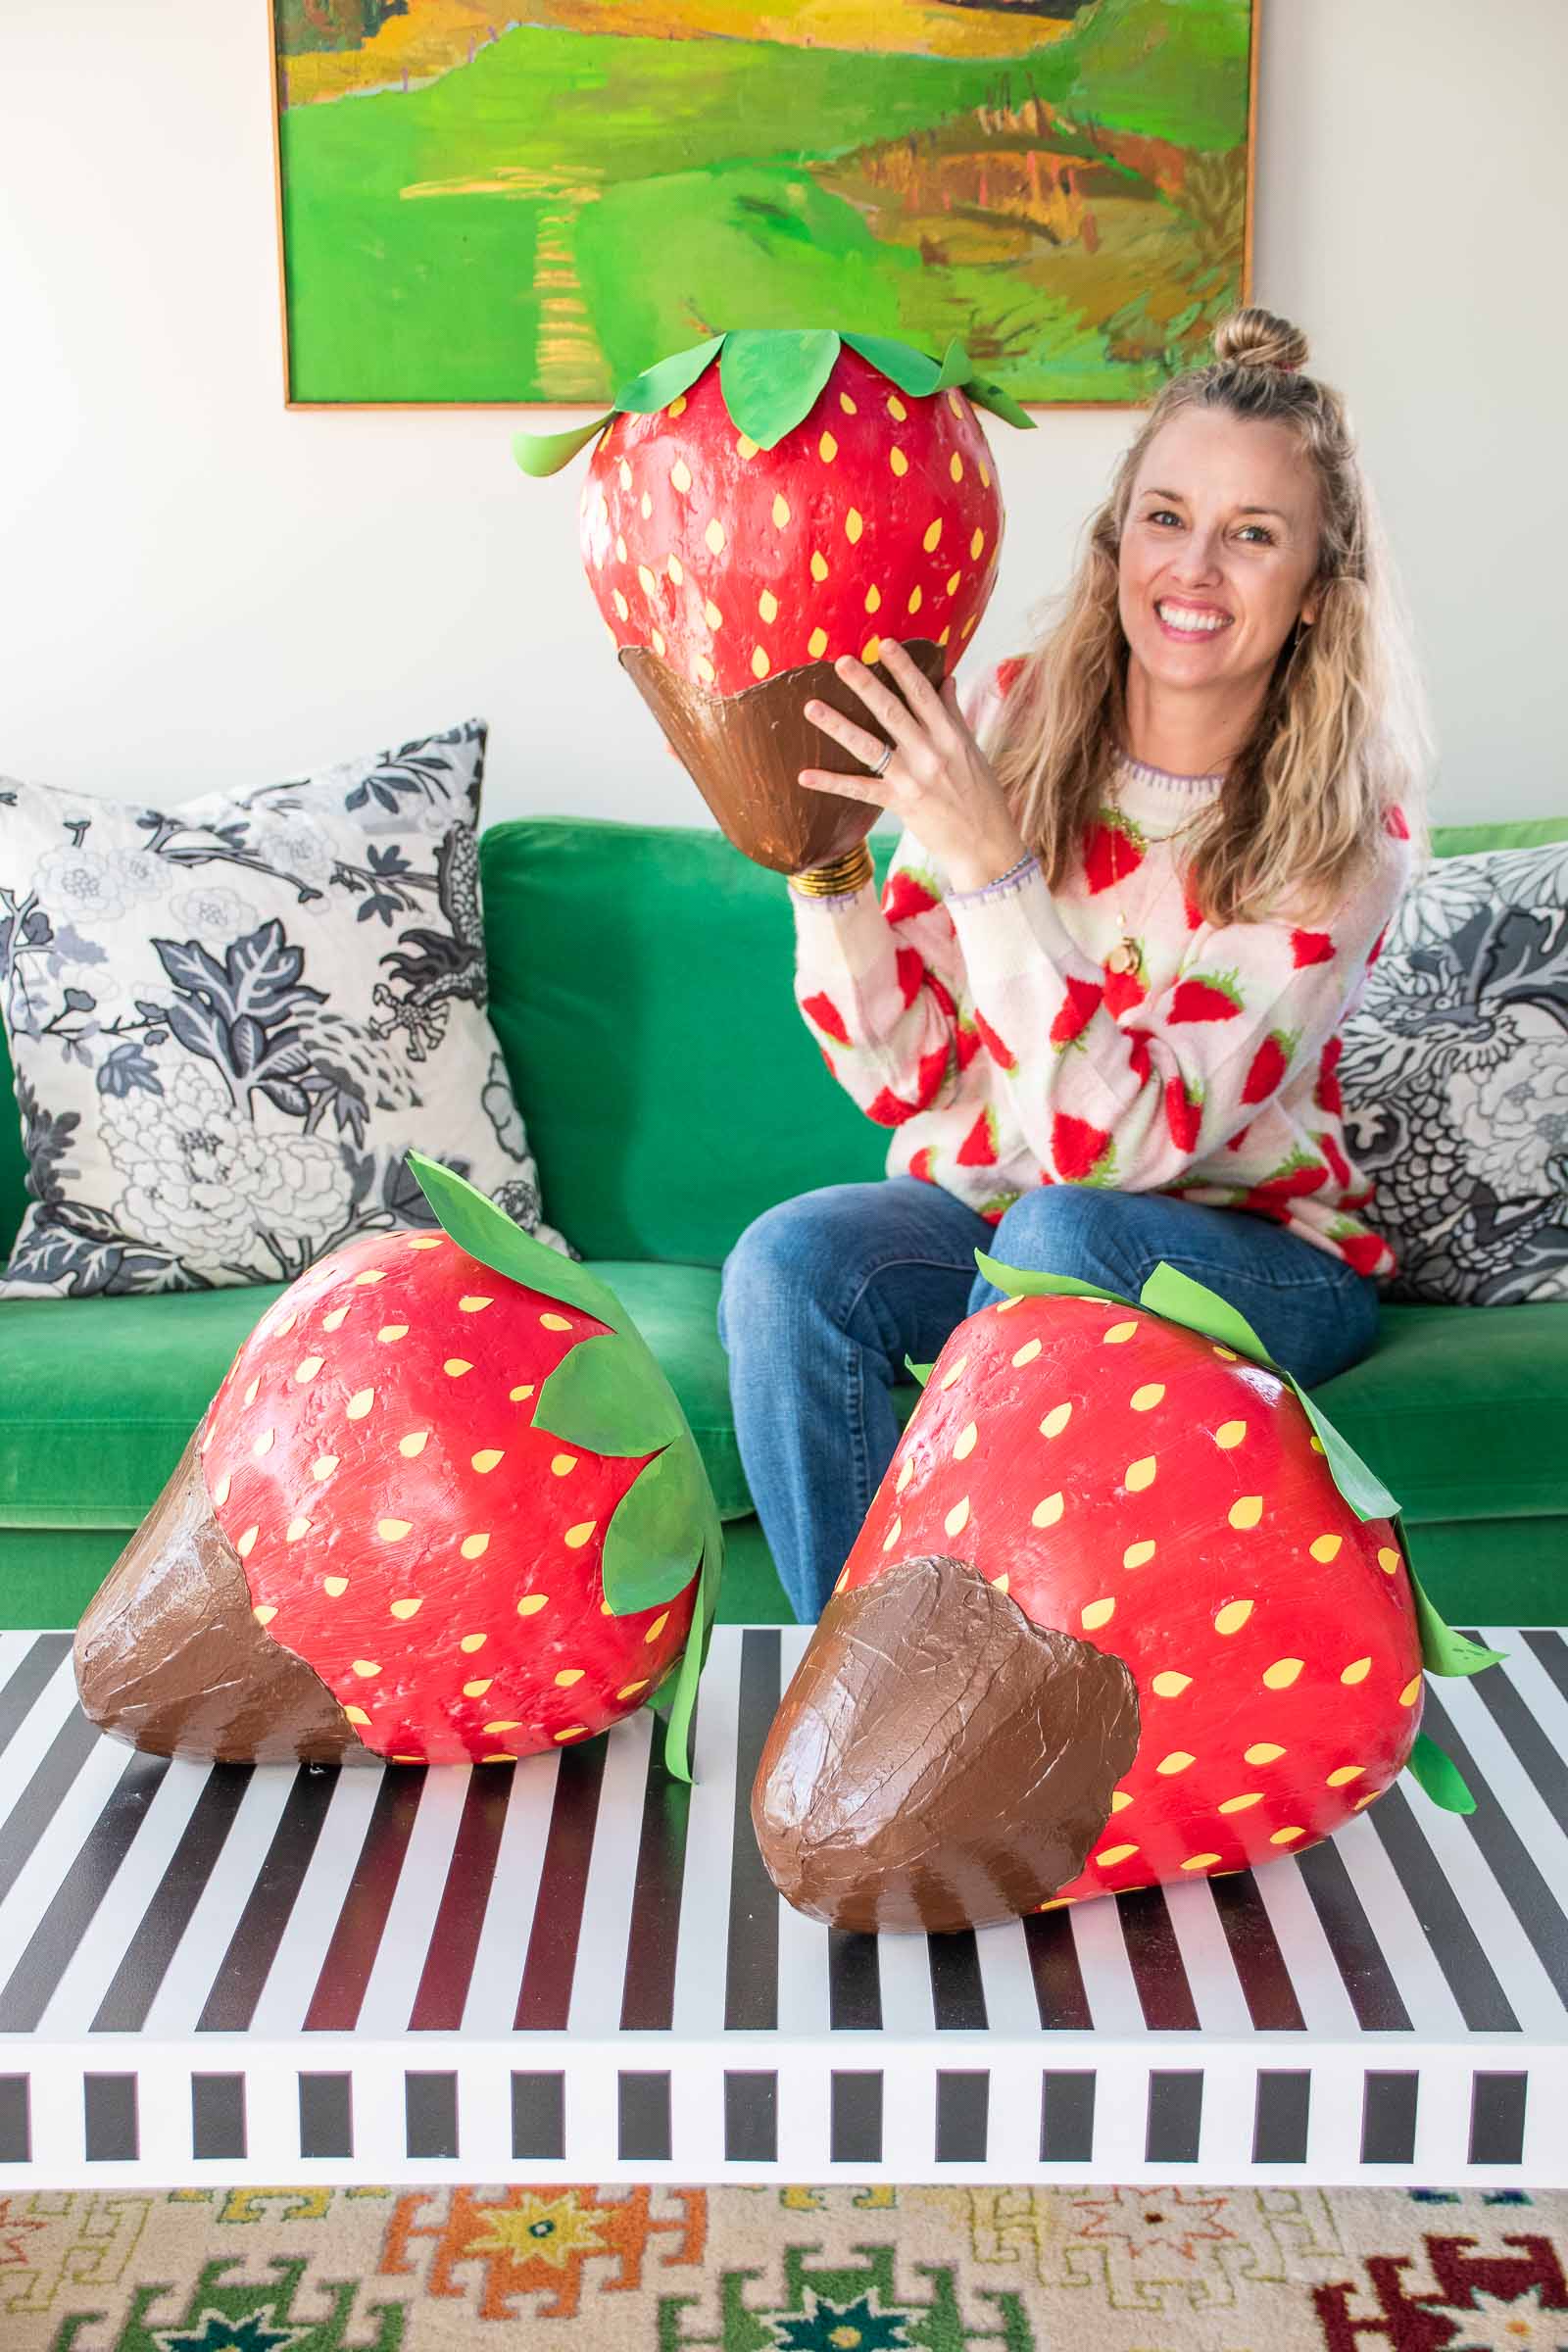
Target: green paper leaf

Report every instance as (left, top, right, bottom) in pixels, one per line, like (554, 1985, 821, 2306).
(1289, 1390, 1401, 1522)
(601, 1438, 707, 1616)
(719, 328, 842, 450)
(933, 337, 975, 391)
(658, 1509, 724, 1783)
(408, 1152, 625, 1332)
(841, 330, 945, 398)
(533, 1332, 685, 1458)
(612, 334, 727, 416)
(1406, 1568, 1507, 1678)
(1138, 1262, 1271, 1361)
(905, 1356, 933, 1388)
(1403, 1730, 1477, 1814)
(965, 373, 1037, 432)
(512, 413, 614, 477)
(973, 1250, 1132, 1309)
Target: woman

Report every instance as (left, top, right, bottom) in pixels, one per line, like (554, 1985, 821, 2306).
(717, 307, 1431, 1625)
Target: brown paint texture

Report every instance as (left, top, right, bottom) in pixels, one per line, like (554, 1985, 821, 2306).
(74, 1432, 368, 1765)
(752, 1554, 1141, 1933)
(620, 639, 948, 873)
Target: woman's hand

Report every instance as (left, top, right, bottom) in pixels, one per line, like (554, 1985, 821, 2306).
(798, 640, 1029, 895)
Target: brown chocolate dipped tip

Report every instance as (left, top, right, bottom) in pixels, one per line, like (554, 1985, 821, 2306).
(74, 1433, 368, 1766)
(620, 641, 948, 874)
(752, 1555, 1141, 1935)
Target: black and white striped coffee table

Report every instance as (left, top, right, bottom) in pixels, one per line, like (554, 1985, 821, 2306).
(0, 1626, 1564, 2187)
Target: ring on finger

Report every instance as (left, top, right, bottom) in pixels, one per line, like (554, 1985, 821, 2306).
(869, 739, 894, 779)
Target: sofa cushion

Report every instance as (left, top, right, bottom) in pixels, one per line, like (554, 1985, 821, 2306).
(1341, 841, 1568, 1304)
(0, 1260, 751, 1535)
(0, 721, 574, 1297)
(480, 817, 898, 1266)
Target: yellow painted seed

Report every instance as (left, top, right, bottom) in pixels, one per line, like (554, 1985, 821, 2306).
(1096, 1844, 1138, 1867)
(236, 1527, 259, 1557)
(939, 1354, 969, 1390)
(463, 1679, 493, 1698)
(351, 1659, 380, 1679)
(1041, 1402, 1072, 1438)
(1182, 1853, 1221, 1871)
(460, 1533, 490, 1561)
(1103, 1320, 1137, 1344)
(1082, 1597, 1115, 1631)
(1229, 1494, 1263, 1529)
(285, 1517, 311, 1543)
(444, 1359, 472, 1378)
(950, 453, 963, 482)
(1399, 1674, 1423, 1707)
(313, 1456, 339, 1482)
(377, 1324, 409, 1344)
(772, 494, 790, 527)
(890, 448, 908, 476)
(399, 1432, 429, 1459)
(295, 1356, 324, 1384)
(1341, 1656, 1372, 1685)
(1125, 1456, 1156, 1492)
(618, 1680, 649, 1699)
(758, 589, 778, 623)
(1012, 1339, 1042, 1367)
(922, 517, 943, 554)
(1156, 1750, 1195, 1775)
(471, 1449, 505, 1475)
(343, 1705, 369, 1726)
(555, 1669, 585, 1688)
(1310, 1534, 1344, 1563)
(846, 510, 864, 545)
(377, 1519, 411, 1543)
(324, 1576, 349, 1597)
(808, 627, 828, 658)
(945, 1496, 971, 1538)
(864, 584, 881, 613)
(703, 598, 722, 629)
(646, 1610, 669, 1642)
(1152, 1671, 1192, 1697)
(1218, 1791, 1263, 1813)
(211, 1470, 232, 1506)
(1327, 1765, 1364, 1787)
(321, 1306, 350, 1331)
(1245, 1741, 1286, 1765)
(1110, 1790, 1133, 1813)
(954, 1421, 977, 1460)
(564, 1522, 597, 1549)
(1215, 1419, 1247, 1448)
(1270, 1827, 1306, 1845)
(1031, 1493, 1063, 1528)
(1378, 1546, 1401, 1575)
(1263, 1657, 1303, 1689)
(517, 1594, 548, 1617)
(1214, 1599, 1254, 1636)
(810, 551, 829, 582)
(818, 431, 838, 464)
(346, 1389, 375, 1420)
(888, 394, 907, 421)
(1123, 1540, 1156, 1569)
(670, 459, 692, 493)
(551, 1453, 577, 1477)
(706, 517, 726, 555)
(540, 1312, 572, 1332)
(460, 1634, 486, 1653)
(1131, 1384, 1164, 1411)
(906, 585, 923, 614)
(253, 1603, 276, 1627)
(389, 1597, 422, 1620)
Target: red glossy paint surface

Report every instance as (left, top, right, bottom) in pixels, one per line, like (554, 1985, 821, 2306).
(842, 1291, 1423, 1905)
(579, 343, 1005, 697)
(201, 1230, 695, 1764)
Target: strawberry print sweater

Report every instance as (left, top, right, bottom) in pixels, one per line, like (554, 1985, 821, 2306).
(790, 660, 1413, 1276)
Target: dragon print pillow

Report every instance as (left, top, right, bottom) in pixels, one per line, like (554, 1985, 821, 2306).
(0, 719, 578, 1297)
(1339, 838, 1568, 1304)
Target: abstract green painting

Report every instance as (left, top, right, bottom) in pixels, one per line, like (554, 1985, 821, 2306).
(270, 0, 1258, 409)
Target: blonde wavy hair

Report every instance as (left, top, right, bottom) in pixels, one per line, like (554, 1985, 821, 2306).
(985, 306, 1433, 925)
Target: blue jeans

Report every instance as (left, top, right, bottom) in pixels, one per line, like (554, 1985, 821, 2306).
(716, 1179, 1381, 1624)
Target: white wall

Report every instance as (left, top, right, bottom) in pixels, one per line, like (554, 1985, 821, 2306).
(1, 0, 1563, 825)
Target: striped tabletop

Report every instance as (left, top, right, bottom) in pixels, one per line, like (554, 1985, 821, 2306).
(0, 1625, 1564, 2187)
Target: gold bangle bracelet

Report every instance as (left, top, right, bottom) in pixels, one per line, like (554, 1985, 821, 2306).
(791, 841, 875, 899)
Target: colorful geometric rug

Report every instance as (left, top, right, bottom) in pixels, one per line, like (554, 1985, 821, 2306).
(3, 2182, 1564, 2349)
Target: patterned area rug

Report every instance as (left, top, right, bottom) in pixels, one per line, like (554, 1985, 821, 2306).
(3, 2182, 1565, 2348)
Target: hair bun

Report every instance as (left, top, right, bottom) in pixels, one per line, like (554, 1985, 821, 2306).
(1213, 306, 1310, 374)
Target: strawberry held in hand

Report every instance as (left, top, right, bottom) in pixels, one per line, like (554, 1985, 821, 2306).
(514, 327, 1034, 873)
(753, 1257, 1495, 1933)
(75, 1158, 722, 1781)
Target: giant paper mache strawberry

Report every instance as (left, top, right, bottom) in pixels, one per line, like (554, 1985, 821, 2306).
(74, 1155, 722, 1782)
(753, 1254, 1498, 1933)
(514, 327, 1033, 873)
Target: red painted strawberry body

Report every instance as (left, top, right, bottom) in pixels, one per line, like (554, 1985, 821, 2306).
(839, 1291, 1423, 1903)
(201, 1229, 696, 1765)
(1082, 815, 1146, 894)
(580, 343, 1003, 698)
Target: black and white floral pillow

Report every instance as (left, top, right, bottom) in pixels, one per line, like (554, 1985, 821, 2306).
(1340, 839, 1568, 1304)
(0, 719, 577, 1297)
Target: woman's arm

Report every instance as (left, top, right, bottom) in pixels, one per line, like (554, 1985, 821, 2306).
(789, 838, 966, 1126)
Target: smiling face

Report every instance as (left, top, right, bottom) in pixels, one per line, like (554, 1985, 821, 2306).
(1117, 408, 1323, 720)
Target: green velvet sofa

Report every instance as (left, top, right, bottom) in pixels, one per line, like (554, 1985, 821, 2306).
(2, 814, 1565, 1630)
